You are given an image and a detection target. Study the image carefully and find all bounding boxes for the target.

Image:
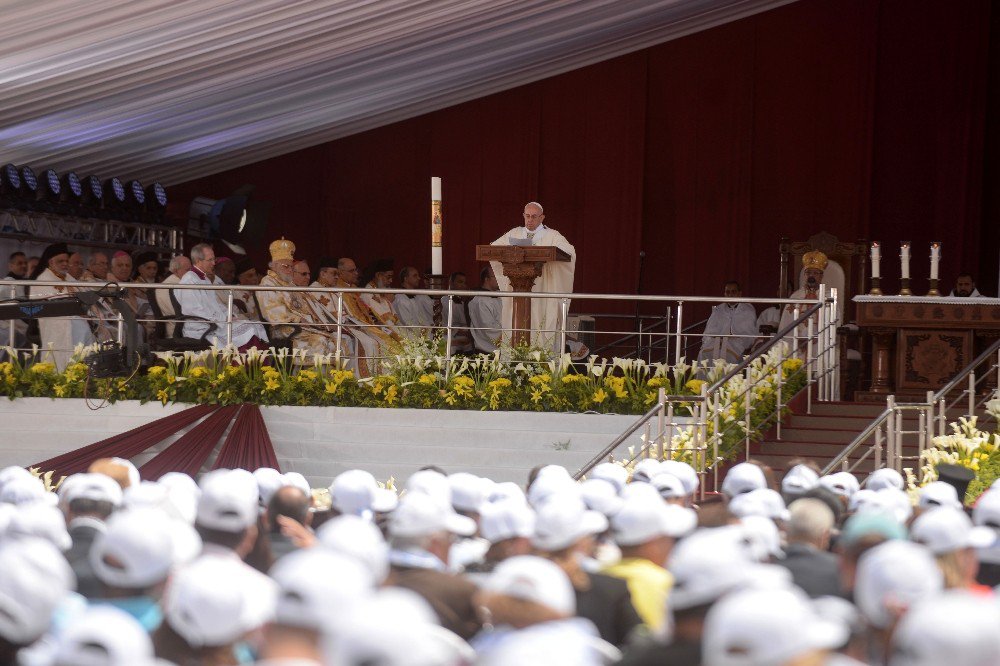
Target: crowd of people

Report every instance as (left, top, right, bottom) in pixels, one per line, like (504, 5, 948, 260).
(0, 455, 998, 665)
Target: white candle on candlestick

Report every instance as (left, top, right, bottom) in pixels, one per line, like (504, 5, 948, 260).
(930, 242, 941, 280)
(900, 242, 910, 280)
(871, 242, 880, 279)
(431, 177, 442, 275)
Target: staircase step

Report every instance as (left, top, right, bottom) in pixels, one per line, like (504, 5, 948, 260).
(808, 402, 888, 417)
(762, 440, 919, 457)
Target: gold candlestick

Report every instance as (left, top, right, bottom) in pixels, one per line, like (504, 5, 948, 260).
(899, 277, 912, 296)
(927, 278, 940, 297)
(869, 276, 882, 296)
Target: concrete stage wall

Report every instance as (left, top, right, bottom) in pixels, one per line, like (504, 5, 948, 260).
(0, 399, 674, 486)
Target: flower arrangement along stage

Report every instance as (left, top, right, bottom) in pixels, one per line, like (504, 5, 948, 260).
(0, 342, 807, 463)
(907, 394, 1000, 503)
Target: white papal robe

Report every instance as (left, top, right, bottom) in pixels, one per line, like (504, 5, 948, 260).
(490, 225, 575, 352)
(33, 268, 95, 369)
(697, 303, 758, 364)
(176, 269, 267, 347)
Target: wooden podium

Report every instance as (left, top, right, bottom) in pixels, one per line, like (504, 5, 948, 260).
(854, 295, 1000, 400)
(476, 244, 571, 346)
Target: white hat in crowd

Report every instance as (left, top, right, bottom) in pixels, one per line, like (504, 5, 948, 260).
(252, 467, 285, 506)
(668, 526, 764, 612)
(917, 481, 962, 511)
(316, 514, 390, 582)
(527, 472, 578, 509)
(164, 556, 277, 648)
(889, 590, 1000, 666)
(59, 472, 123, 507)
(0, 538, 75, 646)
(196, 469, 262, 533)
(270, 548, 372, 632)
(448, 472, 494, 514)
(631, 459, 663, 483)
(487, 481, 526, 505)
(0, 465, 32, 493)
(721, 463, 767, 498)
(589, 462, 629, 493)
(329, 469, 398, 518)
(531, 492, 607, 551)
(483, 555, 576, 616)
(819, 471, 860, 499)
(727, 488, 790, 522)
(0, 474, 47, 505)
(740, 515, 785, 561)
(387, 490, 475, 539)
(479, 499, 536, 544)
(658, 460, 699, 496)
(909, 506, 994, 555)
(51, 605, 161, 666)
(781, 464, 819, 496)
(854, 540, 943, 629)
(283, 471, 311, 497)
(580, 478, 625, 516)
(5, 502, 72, 551)
(91, 507, 198, 589)
(404, 469, 452, 508)
(610, 495, 696, 547)
(702, 586, 847, 666)
(109, 457, 141, 488)
(865, 467, 904, 491)
(649, 473, 687, 501)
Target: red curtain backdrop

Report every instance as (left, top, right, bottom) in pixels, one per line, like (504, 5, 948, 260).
(168, 0, 996, 308)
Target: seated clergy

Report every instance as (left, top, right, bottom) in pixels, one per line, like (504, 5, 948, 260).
(393, 266, 435, 337)
(360, 258, 402, 335)
(468, 266, 502, 354)
(698, 281, 758, 364)
(441, 271, 474, 353)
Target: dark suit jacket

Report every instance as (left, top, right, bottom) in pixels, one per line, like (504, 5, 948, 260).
(389, 565, 482, 640)
(575, 572, 643, 648)
(65, 522, 103, 599)
(778, 543, 844, 598)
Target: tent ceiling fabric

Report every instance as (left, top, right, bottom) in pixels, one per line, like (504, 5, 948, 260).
(0, 0, 793, 186)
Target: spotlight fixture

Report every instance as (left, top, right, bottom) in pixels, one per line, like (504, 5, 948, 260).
(126, 179, 145, 207)
(188, 184, 270, 245)
(38, 169, 61, 200)
(145, 182, 167, 209)
(19, 166, 37, 195)
(61, 172, 83, 201)
(103, 177, 126, 210)
(80, 175, 104, 211)
(0, 164, 20, 198)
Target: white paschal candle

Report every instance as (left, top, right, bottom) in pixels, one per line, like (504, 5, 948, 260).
(900, 242, 910, 280)
(930, 242, 941, 280)
(871, 242, 880, 279)
(431, 177, 442, 275)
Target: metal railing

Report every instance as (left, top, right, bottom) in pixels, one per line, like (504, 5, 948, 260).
(575, 289, 840, 494)
(822, 337, 1000, 477)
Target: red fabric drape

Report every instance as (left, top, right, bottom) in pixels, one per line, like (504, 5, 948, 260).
(139, 405, 241, 480)
(32, 404, 218, 479)
(168, 0, 994, 303)
(211, 404, 280, 472)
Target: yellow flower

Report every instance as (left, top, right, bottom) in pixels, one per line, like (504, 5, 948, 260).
(189, 367, 207, 378)
(529, 374, 552, 386)
(53, 384, 67, 397)
(324, 380, 340, 395)
(147, 366, 165, 377)
(297, 370, 318, 382)
(264, 377, 281, 392)
(530, 388, 544, 404)
(605, 376, 628, 399)
(329, 369, 354, 384)
(419, 374, 437, 385)
(561, 374, 586, 384)
(225, 365, 242, 377)
(30, 362, 56, 374)
(684, 379, 706, 395)
(488, 378, 512, 389)
(156, 389, 170, 405)
(592, 388, 608, 404)
(384, 385, 398, 405)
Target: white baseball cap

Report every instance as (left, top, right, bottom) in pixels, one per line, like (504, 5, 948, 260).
(910, 506, 995, 555)
(156, 473, 200, 525)
(5, 502, 72, 551)
(918, 481, 962, 510)
(59, 473, 124, 507)
(475, 619, 620, 666)
(479, 499, 536, 544)
(330, 469, 398, 517)
(405, 469, 452, 508)
(649, 473, 686, 500)
(90, 508, 187, 589)
(819, 472, 860, 499)
(527, 473, 579, 509)
(316, 514, 390, 582)
(973, 488, 1000, 527)
(483, 555, 576, 615)
(610, 495, 696, 547)
(854, 540, 943, 629)
(875, 487, 914, 524)
(702, 586, 848, 666)
(282, 472, 311, 497)
(889, 590, 1000, 666)
(728, 488, 790, 522)
(590, 462, 629, 493)
(0, 474, 46, 505)
(253, 467, 286, 506)
(740, 515, 785, 561)
(865, 467, 904, 491)
(196, 469, 260, 532)
(531, 492, 608, 551)
(165, 557, 277, 648)
(659, 460, 700, 496)
(631, 459, 663, 483)
(848, 488, 879, 513)
(51, 605, 160, 666)
(781, 464, 820, 496)
(487, 481, 527, 505)
(271, 548, 372, 631)
(668, 526, 759, 611)
(0, 465, 32, 493)
(387, 491, 475, 539)
(109, 457, 141, 488)
(580, 478, 625, 516)
(0, 538, 76, 645)
(449, 472, 493, 514)
(721, 463, 767, 498)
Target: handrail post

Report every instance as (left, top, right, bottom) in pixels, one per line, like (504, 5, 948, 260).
(334, 293, 344, 361)
(559, 298, 569, 370)
(886, 395, 896, 471)
(674, 301, 684, 363)
(445, 296, 454, 377)
(776, 347, 784, 441)
(874, 423, 883, 470)
(744, 365, 752, 460)
(817, 285, 826, 402)
(657, 387, 667, 460)
(225, 289, 234, 347)
(968, 370, 976, 418)
(7, 285, 15, 349)
(643, 423, 652, 458)
(712, 391, 720, 494)
(806, 314, 814, 414)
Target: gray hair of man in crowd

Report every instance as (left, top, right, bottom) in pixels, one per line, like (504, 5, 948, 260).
(189, 243, 213, 263)
(168, 255, 188, 273)
(786, 498, 834, 547)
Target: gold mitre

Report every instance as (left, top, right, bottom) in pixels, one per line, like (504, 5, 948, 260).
(269, 237, 296, 262)
(802, 250, 829, 271)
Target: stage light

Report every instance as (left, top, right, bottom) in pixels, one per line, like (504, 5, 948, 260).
(0, 164, 20, 196)
(80, 175, 104, 211)
(145, 182, 167, 209)
(103, 177, 125, 207)
(61, 172, 83, 200)
(19, 166, 37, 195)
(125, 179, 145, 207)
(38, 169, 61, 200)
(188, 184, 270, 246)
